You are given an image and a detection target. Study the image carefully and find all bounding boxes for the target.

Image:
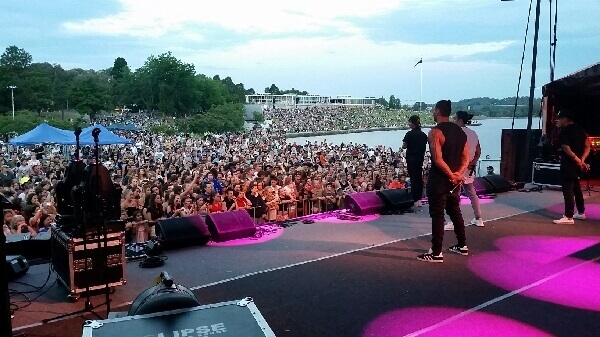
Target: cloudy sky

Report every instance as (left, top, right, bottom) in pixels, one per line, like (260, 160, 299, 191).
(1, 0, 598, 103)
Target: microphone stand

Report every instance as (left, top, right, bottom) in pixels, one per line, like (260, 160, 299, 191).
(92, 128, 112, 316)
(44, 129, 106, 323)
(1, 195, 14, 337)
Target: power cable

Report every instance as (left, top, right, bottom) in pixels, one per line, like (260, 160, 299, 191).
(511, 0, 535, 129)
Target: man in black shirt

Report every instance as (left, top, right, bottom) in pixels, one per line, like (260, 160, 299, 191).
(402, 115, 428, 207)
(417, 100, 469, 263)
(553, 109, 590, 225)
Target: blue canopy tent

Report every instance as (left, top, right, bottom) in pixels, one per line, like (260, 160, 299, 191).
(76, 124, 132, 145)
(8, 123, 73, 146)
(122, 123, 140, 131)
(106, 123, 126, 130)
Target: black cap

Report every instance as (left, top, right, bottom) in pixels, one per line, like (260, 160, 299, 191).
(556, 109, 574, 120)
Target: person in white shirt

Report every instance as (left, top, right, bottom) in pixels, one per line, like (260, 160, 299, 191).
(446, 110, 484, 230)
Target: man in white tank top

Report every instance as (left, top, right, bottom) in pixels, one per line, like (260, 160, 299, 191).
(445, 110, 484, 230)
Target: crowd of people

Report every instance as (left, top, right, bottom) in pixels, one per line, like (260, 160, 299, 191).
(263, 106, 430, 134)
(1, 107, 432, 243)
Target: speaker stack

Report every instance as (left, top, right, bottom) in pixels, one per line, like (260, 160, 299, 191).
(156, 211, 258, 248)
(376, 189, 414, 212)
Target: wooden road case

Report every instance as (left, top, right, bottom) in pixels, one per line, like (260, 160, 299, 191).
(82, 298, 276, 337)
(51, 227, 126, 301)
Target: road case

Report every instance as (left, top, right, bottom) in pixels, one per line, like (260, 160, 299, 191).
(532, 161, 562, 188)
(51, 227, 126, 301)
(82, 298, 276, 337)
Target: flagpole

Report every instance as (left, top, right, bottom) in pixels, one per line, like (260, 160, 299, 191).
(420, 58, 423, 112)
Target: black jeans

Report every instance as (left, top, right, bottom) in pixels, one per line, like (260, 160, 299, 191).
(427, 187, 466, 255)
(562, 178, 585, 218)
(407, 160, 424, 202)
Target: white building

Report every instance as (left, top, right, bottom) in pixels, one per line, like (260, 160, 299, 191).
(245, 94, 376, 107)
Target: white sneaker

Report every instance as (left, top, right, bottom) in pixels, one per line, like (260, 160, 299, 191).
(553, 216, 574, 225)
(470, 218, 485, 227)
(573, 213, 586, 220)
(444, 221, 454, 231)
(415, 200, 423, 207)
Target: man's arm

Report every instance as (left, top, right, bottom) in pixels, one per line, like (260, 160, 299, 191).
(428, 129, 453, 178)
(470, 142, 482, 167)
(457, 142, 470, 176)
(561, 144, 584, 166)
(581, 136, 591, 164)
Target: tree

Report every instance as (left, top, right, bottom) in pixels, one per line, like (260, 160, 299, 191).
(135, 52, 198, 116)
(0, 45, 32, 69)
(195, 74, 234, 112)
(264, 84, 282, 95)
(69, 74, 111, 120)
(179, 103, 244, 134)
(376, 96, 388, 107)
(110, 57, 130, 80)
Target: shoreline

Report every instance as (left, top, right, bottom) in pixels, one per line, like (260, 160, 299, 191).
(285, 124, 436, 138)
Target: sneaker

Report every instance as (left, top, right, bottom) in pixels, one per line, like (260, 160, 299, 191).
(415, 200, 423, 207)
(470, 218, 485, 227)
(448, 244, 469, 256)
(573, 213, 586, 220)
(553, 216, 574, 225)
(444, 221, 454, 231)
(417, 249, 443, 263)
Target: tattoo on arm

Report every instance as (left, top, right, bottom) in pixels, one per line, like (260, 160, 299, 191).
(428, 129, 453, 178)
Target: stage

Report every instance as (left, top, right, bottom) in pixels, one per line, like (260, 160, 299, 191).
(10, 188, 600, 337)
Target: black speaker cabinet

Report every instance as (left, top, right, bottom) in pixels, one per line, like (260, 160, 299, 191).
(472, 177, 495, 195)
(376, 189, 414, 211)
(205, 210, 256, 242)
(156, 215, 211, 249)
(51, 227, 126, 301)
(5, 255, 29, 280)
(344, 192, 384, 215)
(482, 174, 513, 193)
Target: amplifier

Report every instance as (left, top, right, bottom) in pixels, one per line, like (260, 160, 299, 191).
(532, 161, 562, 188)
(51, 228, 126, 301)
(82, 298, 275, 337)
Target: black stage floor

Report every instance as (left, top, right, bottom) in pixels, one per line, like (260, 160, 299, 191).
(12, 190, 600, 337)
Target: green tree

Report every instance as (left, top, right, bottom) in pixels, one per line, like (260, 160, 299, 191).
(179, 103, 244, 134)
(135, 52, 198, 116)
(69, 74, 111, 120)
(195, 74, 235, 112)
(264, 84, 282, 95)
(110, 57, 130, 80)
(0, 45, 32, 69)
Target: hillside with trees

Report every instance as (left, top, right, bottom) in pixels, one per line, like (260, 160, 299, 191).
(0, 45, 253, 134)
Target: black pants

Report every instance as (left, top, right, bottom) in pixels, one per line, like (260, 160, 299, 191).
(427, 187, 466, 255)
(562, 178, 585, 218)
(407, 160, 424, 202)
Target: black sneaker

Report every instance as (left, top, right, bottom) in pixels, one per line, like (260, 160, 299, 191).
(417, 249, 444, 263)
(448, 245, 469, 256)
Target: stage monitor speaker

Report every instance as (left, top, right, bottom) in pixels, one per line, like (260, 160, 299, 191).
(345, 192, 384, 215)
(156, 215, 211, 250)
(376, 189, 414, 211)
(483, 174, 513, 193)
(472, 177, 495, 195)
(5, 255, 29, 280)
(205, 210, 256, 242)
(5, 231, 51, 262)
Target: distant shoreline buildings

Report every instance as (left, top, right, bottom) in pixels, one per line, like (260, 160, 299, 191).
(245, 94, 377, 107)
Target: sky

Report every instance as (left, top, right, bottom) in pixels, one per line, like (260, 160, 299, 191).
(1, 0, 599, 103)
